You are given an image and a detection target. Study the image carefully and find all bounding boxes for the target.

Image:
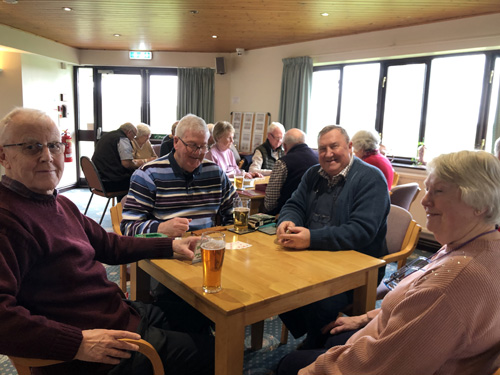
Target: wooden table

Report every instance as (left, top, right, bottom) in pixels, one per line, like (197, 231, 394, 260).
(131, 230, 385, 375)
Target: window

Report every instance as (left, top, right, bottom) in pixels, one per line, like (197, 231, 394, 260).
(309, 51, 496, 165)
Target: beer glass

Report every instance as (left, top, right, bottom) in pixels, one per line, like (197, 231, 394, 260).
(234, 170, 245, 190)
(201, 231, 226, 293)
(233, 197, 250, 232)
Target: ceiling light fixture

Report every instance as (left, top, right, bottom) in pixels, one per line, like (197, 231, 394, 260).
(113, 34, 121, 37)
(62, 7, 72, 11)
(321, 12, 329, 16)
(3, 0, 18, 4)
(212, 35, 217, 39)
(190, 10, 199, 15)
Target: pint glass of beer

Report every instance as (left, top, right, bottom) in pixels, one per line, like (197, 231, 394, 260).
(201, 231, 226, 293)
(234, 170, 245, 190)
(233, 197, 250, 232)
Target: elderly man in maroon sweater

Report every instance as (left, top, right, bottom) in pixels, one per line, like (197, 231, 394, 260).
(0, 107, 214, 375)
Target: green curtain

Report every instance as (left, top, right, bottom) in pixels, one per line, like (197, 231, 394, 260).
(278, 56, 313, 131)
(177, 67, 215, 123)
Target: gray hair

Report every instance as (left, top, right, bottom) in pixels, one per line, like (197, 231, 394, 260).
(494, 137, 500, 159)
(283, 128, 306, 148)
(175, 114, 208, 139)
(267, 122, 285, 135)
(118, 122, 137, 134)
(427, 150, 500, 226)
(351, 130, 380, 152)
(212, 121, 234, 142)
(136, 123, 152, 137)
(318, 125, 350, 144)
(0, 107, 53, 145)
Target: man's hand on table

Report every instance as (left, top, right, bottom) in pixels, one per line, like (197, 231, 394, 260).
(172, 236, 201, 260)
(277, 222, 311, 249)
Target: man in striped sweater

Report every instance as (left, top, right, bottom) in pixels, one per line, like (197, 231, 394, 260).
(121, 114, 237, 237)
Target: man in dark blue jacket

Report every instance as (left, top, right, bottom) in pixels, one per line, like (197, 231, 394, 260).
(276, 125, 390, 349)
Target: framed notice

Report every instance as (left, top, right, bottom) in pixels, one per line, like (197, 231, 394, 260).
(230, 112, 271, 154)
(232, 112, 242, 148)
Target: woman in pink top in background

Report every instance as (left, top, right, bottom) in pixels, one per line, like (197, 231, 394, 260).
(205, 121, 262, 179)
(352, 130, 394, 190)
(278, 150, 500, 375)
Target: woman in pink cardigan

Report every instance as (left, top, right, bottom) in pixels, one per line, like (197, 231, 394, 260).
(278, 150, 500, 375)
(205, 121, 262, 179)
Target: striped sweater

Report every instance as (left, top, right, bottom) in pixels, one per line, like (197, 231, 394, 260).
(121, 152, 237, 236)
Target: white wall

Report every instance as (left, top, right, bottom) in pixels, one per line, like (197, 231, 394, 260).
(20, 54, 77, 187)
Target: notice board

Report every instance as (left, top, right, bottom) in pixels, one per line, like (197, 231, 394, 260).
(230, 112, 271, 153)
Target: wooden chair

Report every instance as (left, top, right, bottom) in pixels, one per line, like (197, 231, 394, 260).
(390, 182, 420, 211)
(110, 202, 128, 293)
(9, 338, 165, 375)
(391, 171, 399, 190)
(383, 204, 422, 269)
(80, 156, 128, 225)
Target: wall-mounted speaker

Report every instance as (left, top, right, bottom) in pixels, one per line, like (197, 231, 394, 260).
(216, 57, 226, 75)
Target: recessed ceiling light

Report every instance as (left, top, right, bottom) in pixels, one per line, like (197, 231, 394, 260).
(190, 10, 199, 15)
(62, 7, 72, 11)
(321, 12, 329, 16)
(113, 34, 121, 37)
(212, 35, 218, 39)
(3, 0, 18, 4)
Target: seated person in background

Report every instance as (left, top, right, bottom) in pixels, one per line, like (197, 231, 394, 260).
(249, 121, 285, 176)
(264, 128, 318, 215)
(159, 120, 178, 157)
(132, 123, 157, 163)
(494, 136, 500, 160)
(208, 122, 241, 164)
(276, 125, 390, 350)
(205, 121, 262, 179)
(121, 114, 237, 237)
(278, 150, 500, 375)
(92, 122, 144, 195)
(351, 129, 394, 189)
(0, 108, 214, 375)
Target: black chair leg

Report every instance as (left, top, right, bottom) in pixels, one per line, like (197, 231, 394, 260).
(84, 193, 94, 215)
(99, 198, 112, 225)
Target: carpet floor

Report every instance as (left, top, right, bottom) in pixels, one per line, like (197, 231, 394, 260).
(0, 188, 433, 375)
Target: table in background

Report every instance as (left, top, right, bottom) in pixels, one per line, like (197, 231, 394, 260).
(131, 230, 385, 375)
(237, 175, 269, 214)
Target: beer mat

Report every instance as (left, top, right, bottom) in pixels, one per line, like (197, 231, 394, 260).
(227, 227, 256, 235)
(191, 226, 228, 236)
(225, 241, 252, 250)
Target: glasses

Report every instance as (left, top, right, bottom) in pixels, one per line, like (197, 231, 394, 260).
(1, 142, 66, 156)
(178, 137, 208, 154)
(269, 133, 283, 141)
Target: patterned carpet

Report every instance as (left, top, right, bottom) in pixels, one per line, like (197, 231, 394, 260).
(0, 188, 432, 375)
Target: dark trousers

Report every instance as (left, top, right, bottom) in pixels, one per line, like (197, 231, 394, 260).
(276, 329, 358, 375)
(279, 291, 352, 349)
(111, 301, 214, 375)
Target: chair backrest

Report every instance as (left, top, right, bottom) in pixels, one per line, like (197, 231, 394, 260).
(152, 143, 161, 157)
(80, 156, 106, 195)
(9, 338, 165, 375)
(383, 204, 422, 269)
(390, 182, 420, 211)
(386, 204, 413, 254)
(110, 202, 123, 235)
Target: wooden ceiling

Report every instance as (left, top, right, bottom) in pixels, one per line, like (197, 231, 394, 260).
(1, 0, 500, 53)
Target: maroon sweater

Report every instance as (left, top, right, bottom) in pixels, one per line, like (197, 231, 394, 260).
(0, 177, 174, 362)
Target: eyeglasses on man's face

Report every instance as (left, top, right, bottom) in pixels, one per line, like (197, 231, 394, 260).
(269, 133, 283, 141)
(178, 137, 208, 154)
(1, 142, 66, 156)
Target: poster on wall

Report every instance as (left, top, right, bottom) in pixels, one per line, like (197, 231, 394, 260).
(252, 112, 267, 150)
(239, 112, 255, 153)
(232, 112, 242, 148)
